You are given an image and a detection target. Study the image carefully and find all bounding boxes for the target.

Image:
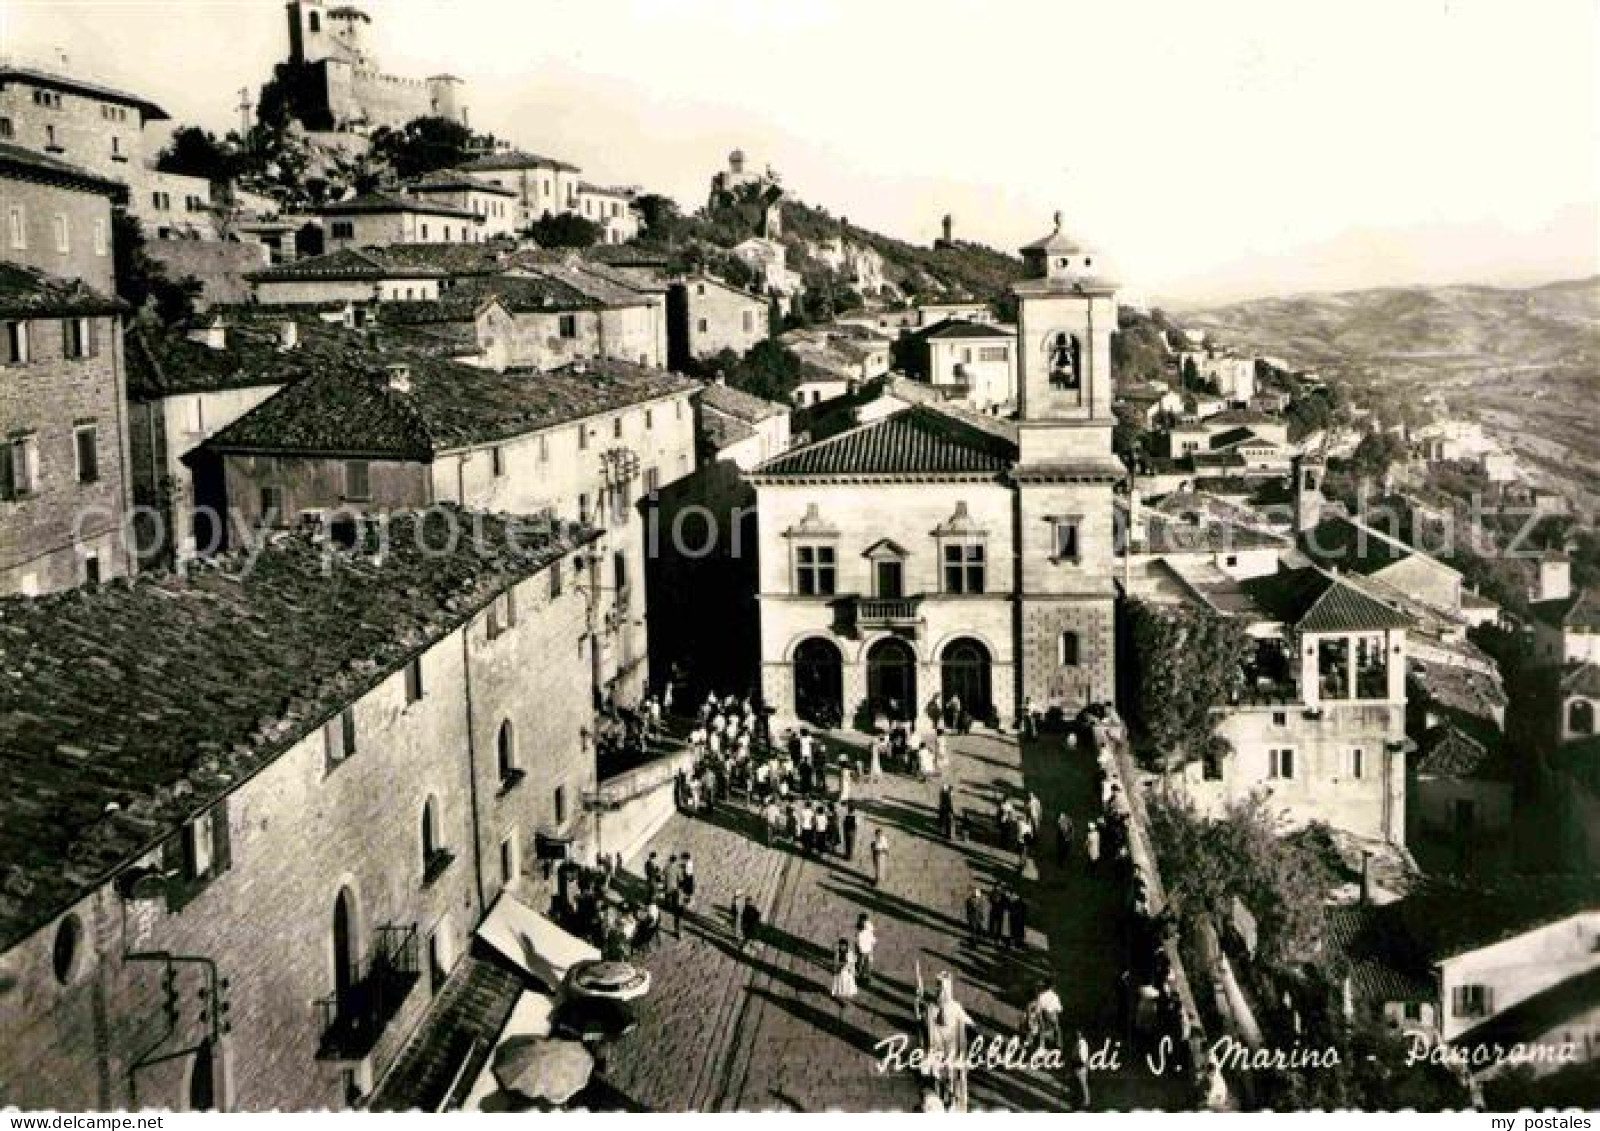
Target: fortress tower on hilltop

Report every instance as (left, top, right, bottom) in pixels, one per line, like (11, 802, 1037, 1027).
(273, 0, 468, 134)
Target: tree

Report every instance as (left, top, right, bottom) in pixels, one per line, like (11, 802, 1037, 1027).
(1181, 354, 1200, 388)
(633, 193, 685, 241)
(1348, 430, 1408, 483)
(157, 126, 238, 182)
(526, 211, 602, 249)
(369, 116, 477, 180)
(112, 213, 200, 325)
(1124, 600, 1251, 771)
(694, 340, 804, 403)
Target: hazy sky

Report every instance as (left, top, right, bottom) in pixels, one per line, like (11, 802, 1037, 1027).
(3, 0, 1595, 303)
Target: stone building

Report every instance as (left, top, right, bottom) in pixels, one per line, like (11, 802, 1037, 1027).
(750, 216, 1123, 727)
(275, 0, 469, 134)
(0, 142, 122, 293)
(199, 354, 698, 704)
(0, 509, 595, 1110)
(454, 151, 584, 230)
(320, 192, 482, 250)
(900, 318, 1017, 413)
(666, 271, 768, 367)
(575, 183, 641, 245)
(0, 254, 132, 594)
(0, 61, 213, 237)
(404, 175, 518, 240)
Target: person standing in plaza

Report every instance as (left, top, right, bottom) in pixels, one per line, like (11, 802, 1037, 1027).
(938, 783, 956, 839)
(869, 735, 885, 782)
(830, 938, 859, 1014)
(964, 886, 987, 947)
(665, 855, 684, 938)
(1010, 889, 1029, 951)
(1022, 695, 1038, 739)
(814, 805, 830, 858)
(870, 828, 890, 887)
(680, 852, 696, 912)
(842, 803, 859, 861)
(1086, 820, 1101, 870)
(855, 913, 877, 987)
(798, 801, 815, 855)
(1069, 1030, 1092, 1109)
(740, 894, 762, 950)
(988, 885, 1008, 944)
(1057, 811, 1074, 867)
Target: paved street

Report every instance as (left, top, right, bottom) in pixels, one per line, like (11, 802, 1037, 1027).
(598, 731, 1190, 1111)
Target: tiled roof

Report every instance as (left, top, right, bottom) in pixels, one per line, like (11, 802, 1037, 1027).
(0, 141, 126, 198)
(450, 273, 603, 314)
(248, 247, 444, 282)
(0, 262, 124, 319)
(701, 381, 787, 424)
(1561, 662, 1600, 698)
(456, 150, 582, 174)
(701, 406, 757, 452)
(1020, 220, 1087, 255)
(1532, 589, 1600, 632)
(406, 174, 517, 197)
(1410, 656, 1508, 721)
(752, 405, 1015, 479)
(367, 242, 514, 276)
(1142, 514, 1289, 555)
(919, 318, 1013, 341)
(1413, 724, 1507, 779)
(586, 244, 673, 269)
(506, 255, 657, 306)
(320, 192, 477, 220)
(1301, 516, 1415, 577)
(126, 322, 337, 399)
(1324, 904, 1434, 1004)
(1209, 409, 1280, 426)
(1242, 566, 1413, 632)
(1210, 426, 1270, 450)
(0, 64, 168, 119)
(0, 509, 597, 953)
(206, 353, 698, 459)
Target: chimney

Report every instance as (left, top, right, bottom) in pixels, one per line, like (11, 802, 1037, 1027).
(187, 317, 227, 351)
(1359, 851, 1373, 905)
(277, 320, 299, 352)
(385, 363, 412, 393)
(1536, 553, 1572, 603)
(942, 213, 953, 244)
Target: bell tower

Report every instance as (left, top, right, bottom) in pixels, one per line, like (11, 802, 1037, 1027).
(1012, 214, 1122, 718)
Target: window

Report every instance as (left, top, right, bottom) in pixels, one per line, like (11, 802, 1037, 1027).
(420, 223, 429, 240)
(549, 558, 563, 598)
(5, 321, 29, 364)
(63, 317, 95, 359)
(490, 445, 506, 477)
(1272, 711, 1287, 727)
(487, 589, 516, 638)
(82, 552, 100, 586)
(421, 797, 450, 884)
(612, 416, 623, 439)
(1059, 631, 1080, 667)
(0, 117, 11, 139)
(1, 435, 39, 498)
(324, 708, 357, 768)
(111, 136, 121, 158)
(644, 466, 660, 495)
(44, 123, 59, 150)
(330, 220, 354, 239)
(92, 219, 107, 257)
(497, 720, 520, 785)
(1202, 749, 1224, 781)
(742, 310, 755, 333)
(645, 408, 653, 430)
(404, 657, 425, 704)
(73, 424, 98, 484)
(553, 785, 567, 826)
(613, 549, 628, 593)
(698, 318, 709, 333)
(151, 191, 171, 212)
(577, 424, 588, 451)
(558, 313, 578, 339)
(1452, 984, 1491, 1019)
(53, 214, 68, 254)
(1347, 748, 1366, 779)
(1052, 519, 1081, 562)
(500, 830, 520, 888)
(942, 542, 986, 594)
(8, 205, 23, 249)
(795, 544, 837, 596)
(578, 492, 591, 524)
(343, 459, 370, 501)
(52, 915, 82, 984)
(538, 435, 549, 462)
(1268, 748, 1296, 780)
(979, 346, 1008, 362)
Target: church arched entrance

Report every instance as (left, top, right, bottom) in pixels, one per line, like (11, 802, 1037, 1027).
(867, 637, 918, 721)
(941, 638, 992, 724)
(793, 637, 843, 728)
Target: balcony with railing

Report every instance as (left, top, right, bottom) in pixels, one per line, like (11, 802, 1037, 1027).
(316, 925, 421, 1061)
(851, 595, 924, 632)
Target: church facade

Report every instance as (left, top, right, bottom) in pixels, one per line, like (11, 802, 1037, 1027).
(750, 216, 1121, 728)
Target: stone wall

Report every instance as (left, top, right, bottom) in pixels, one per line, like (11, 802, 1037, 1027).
(147, 240, 268, 308)
(0, 174, 116, 293)
(0, 315, 133, 594)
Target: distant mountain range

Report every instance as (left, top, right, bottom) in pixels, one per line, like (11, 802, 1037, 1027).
(1182, 276, 1600, 506)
